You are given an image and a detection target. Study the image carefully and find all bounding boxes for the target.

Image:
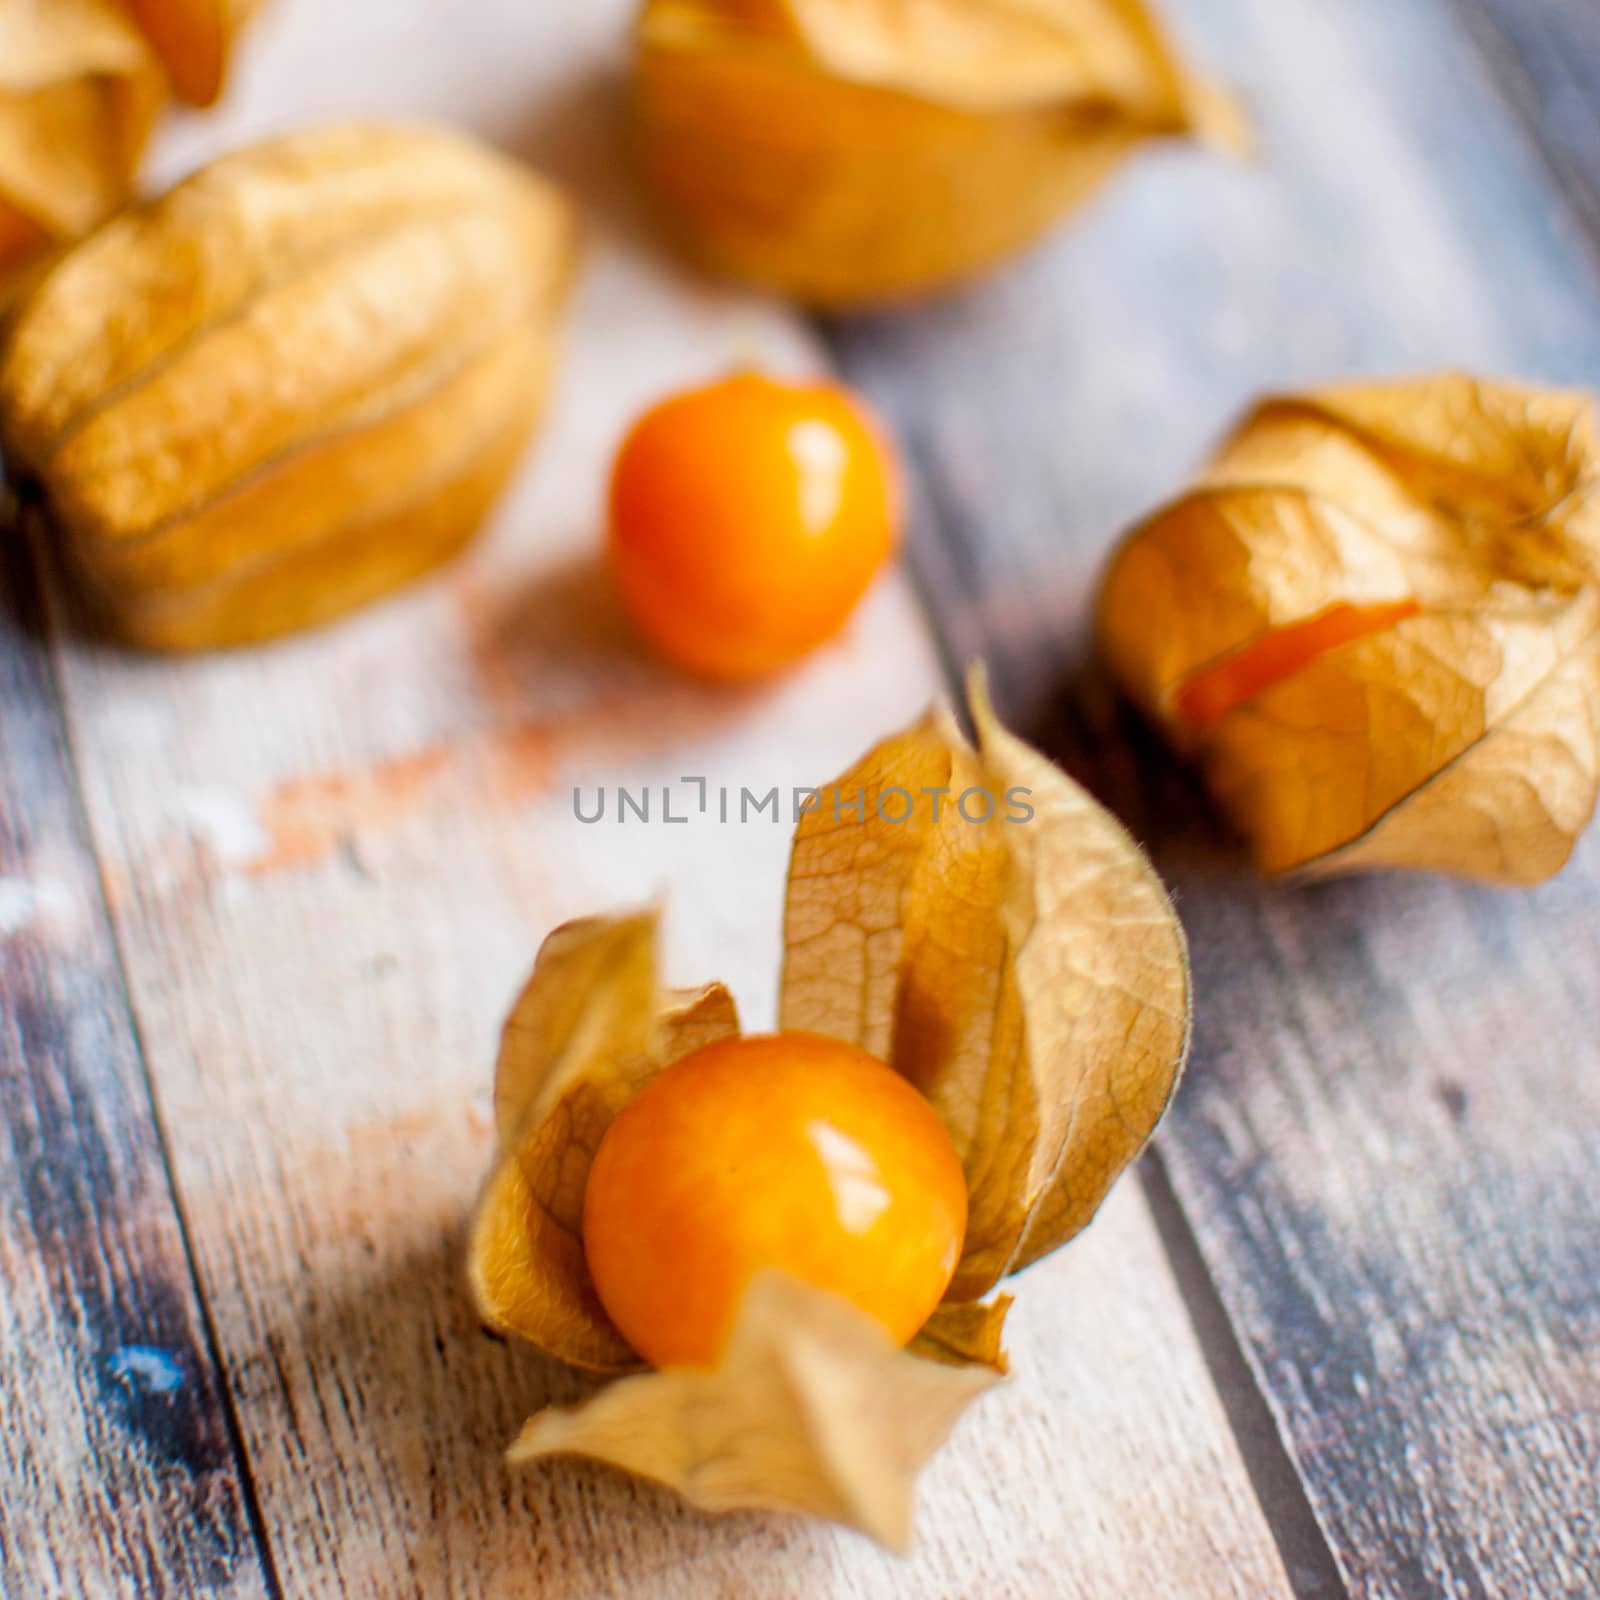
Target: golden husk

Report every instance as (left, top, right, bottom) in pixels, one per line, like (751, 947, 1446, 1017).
(121, 0, 262, 107)
(0, 0, 165, 288)
(0, 121, 576, 650)
(632, 0, 1244, 307)
(467, 672, 1190, 1545)
(1098, 373, 1600, 884)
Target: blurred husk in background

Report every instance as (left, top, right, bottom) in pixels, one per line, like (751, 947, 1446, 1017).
(1098, 374, 1600, 886)
(0, 0, 163, 296)
(123, 0, 262, 108)
(631, 0, 1245, 308)
(0, 0, 259, 299)
(0, 121, 576, 650)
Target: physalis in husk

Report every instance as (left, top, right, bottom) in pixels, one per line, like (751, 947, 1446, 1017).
(0, 0, 163, 291)
(0, 121, 575, 650)
(1099, 374, 1600, 885)
(468, 671, 1191, 1548)
(631, 0, 1246, 306)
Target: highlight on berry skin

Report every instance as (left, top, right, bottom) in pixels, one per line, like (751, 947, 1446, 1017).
(607, 370, 901, 680)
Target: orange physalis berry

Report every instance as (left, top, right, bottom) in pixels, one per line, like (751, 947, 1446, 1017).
(582, 1032, 967, 1369)
(607, 372, 900, 680)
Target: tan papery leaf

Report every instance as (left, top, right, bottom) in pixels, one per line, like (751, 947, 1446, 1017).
(472, 683, 1188, 1543)
(911, 1293, 1013, 1371)
(632, 0, 1244, 306)
(468, 910, 739, 1372)
(0, 0, 164, 275)
(782, 667, 1192, 1298)
(509, 1270, 999, 1551)
(1098, 373, 1600, 884)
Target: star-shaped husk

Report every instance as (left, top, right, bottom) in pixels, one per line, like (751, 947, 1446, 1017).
(1099, 373, 1600, 885)
(632, 0, 1245, 306)
(467, 672, 1191, 1547)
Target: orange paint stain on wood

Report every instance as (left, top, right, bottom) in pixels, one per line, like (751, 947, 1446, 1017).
(248, 748, 453, 875)
(475, 682, 764, 804)
(454, 556, 762, 801)
(342, 1103, 490, 1159)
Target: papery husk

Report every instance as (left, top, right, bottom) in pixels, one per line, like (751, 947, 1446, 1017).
(632, 0, 1244, 306)
(469, 910, 740, 1373)
(1098, 373, 1600, 885)
(0, 0, 165, 281)
(121, 0, 261, 106)
(0, 121, 576, 650)
(511, 1271, 998, 1552)
(469, 680, 1188, 1545)
(912, 1292, 1013, 1371)
(781, 666, 1192, 1298)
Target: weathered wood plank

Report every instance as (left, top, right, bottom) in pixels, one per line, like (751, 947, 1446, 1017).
(1448, 0, 1600, 262)
(824, 0, 1600, 1595)
(0, 510, 274, 1599)
(27, 2, 1301, 1595)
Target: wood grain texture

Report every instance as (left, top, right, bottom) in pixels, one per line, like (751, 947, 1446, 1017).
(1447, 0, 1600, 264)
(823, 0, 1600, 1596)
(14, 3, 1298, 1596)
(0, 512, 273, 1600)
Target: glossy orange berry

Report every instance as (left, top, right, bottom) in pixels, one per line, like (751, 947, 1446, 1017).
(607, 372, 900, 679)
(582, 1032, 967, 1369)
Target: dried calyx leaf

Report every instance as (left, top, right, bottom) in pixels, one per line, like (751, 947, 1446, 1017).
(782, 667, 1192, 1298)
(1098, 373, 1600, 885)
(469, 910, 739, 1373)
(0, 0, 164, 282)
(511, 1271, 998, 1552)
(632, 0, 1243, 306)
(912, 1293, 1014, 1372)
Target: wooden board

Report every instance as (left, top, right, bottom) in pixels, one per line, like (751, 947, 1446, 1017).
(10, 0, 1600, 1592)
(823, 0, 1600, 1594)
(0, 514, 272, 1598)
(1449, 0, 1600, 260)
(2, 2, 1301, 1595)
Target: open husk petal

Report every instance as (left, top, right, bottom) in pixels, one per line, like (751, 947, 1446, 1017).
(781, 667, 1192, 1299)
(509, 1270, 999, 1551)
(467, 910, 740, 1372)
(1098, 373, 1600, 884)
(0, 0, 164, 278)
(632, 0, 1243, 306)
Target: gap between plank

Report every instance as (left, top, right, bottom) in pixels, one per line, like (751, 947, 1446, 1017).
(1140, 1151, 1349, 1600)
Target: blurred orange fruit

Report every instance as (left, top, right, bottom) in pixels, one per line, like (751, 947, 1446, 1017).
(608, 371, 900, 679)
